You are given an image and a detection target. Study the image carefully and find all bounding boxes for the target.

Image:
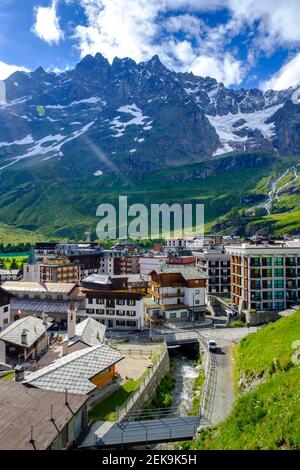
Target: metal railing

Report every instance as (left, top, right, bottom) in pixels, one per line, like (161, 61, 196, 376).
(199, 350, 217, 421)
(115, 343, 168, 423)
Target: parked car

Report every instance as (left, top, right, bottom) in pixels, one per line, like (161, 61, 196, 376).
(207, 340, 218, 352)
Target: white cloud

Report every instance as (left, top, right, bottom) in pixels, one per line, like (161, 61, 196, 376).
(190, 54, 244, 86)
(65, 0, 300, 88)
(32, 0, 64, 44)
(227, 0, 300, 51)
(261, 53, 300, 91)
(73, 0, 245, 86)
(0, 61, 30, 80)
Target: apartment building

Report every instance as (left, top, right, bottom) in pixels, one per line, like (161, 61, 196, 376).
(114, 255, 140, 275)
(55, 243, 104, 278)
(82, 274, 145, 330)
(24, 257, 80, 284)
(148, 265, 206, 322)
(226, 243, 300, 312)
(194, 247, 231, 294)
(0, 286, 10, 331)
(164, 237, 203, 252)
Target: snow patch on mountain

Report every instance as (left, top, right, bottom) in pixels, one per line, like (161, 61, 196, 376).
(0, 134, 34, 147)
(46, 97, 104, 110)
(208, 104, 284, 156)
(292, 87, 300, 105)
(110, 104, 150, 137)
(0, 122, 95, 171)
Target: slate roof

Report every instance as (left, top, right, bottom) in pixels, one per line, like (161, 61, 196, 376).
(0, 316, 49, 348)
(70, 317, 106, 346)
(11, 298, 70, 315)
(2, 281, 77, 294)
(23, 344, 123, 395)
(156, 265, 207, 280)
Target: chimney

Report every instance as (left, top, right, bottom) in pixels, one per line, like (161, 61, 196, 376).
(42, 311, 48, 326)
(15, 364, 26, 382)
(21, 329, 28, 346)
(67, 301, 77, 339)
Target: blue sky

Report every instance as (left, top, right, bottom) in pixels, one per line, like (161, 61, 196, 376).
(0, 0, 299, 90)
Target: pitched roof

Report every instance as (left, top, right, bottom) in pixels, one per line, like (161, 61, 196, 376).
(23, 344, 123, 395)
(155, 265, 207, 280)
(0, 316, 49, 348)
(82, 274, 112, 285)
(2, 281, 77, 294)
(70, 317, 106, 347)
(0, 380, 87, 450)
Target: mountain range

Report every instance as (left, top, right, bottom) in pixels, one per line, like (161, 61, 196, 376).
(0, 53, 299, 240)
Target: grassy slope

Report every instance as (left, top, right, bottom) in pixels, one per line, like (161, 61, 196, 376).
(0, 153, 276, 240)
(188, 311, 300, 450)
(0, 150, 298, 240)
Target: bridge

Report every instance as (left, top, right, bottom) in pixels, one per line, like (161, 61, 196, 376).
(163, 331, 201, 346)
(80, 415, 204, 448)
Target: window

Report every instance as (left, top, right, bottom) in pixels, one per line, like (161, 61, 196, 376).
(194, 300, 200, 305)
(86, 308, 95, 314)
(274, 257, 283, 266)
(116, 320, 126, 326)
(127, 300, 136, 306)
(128, 311, 136, 317)
(195, 290, 199, 294)
(126, 320, 137, 327)
(107, 309, 115, 315)
(181, 311, 188, 318)
(274, 279, 284, 288)
(3, 318, 8, 325)
(274, 269, 284, 277)
(96, 309, 105, 315)
(96, 298, 104, 304)
(274, 291, 284, 299)
(116, 310, 125, 316)
(117, 299, 125, 305)
(3, 306, 9, 313)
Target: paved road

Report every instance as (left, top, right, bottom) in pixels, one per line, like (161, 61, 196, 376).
(210, 346, 234, 424)
(196, 326, 258, 348)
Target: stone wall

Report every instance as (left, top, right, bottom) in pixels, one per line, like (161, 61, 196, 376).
(245, 310, 281, 325)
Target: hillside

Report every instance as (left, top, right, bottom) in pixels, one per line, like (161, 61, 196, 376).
(187, 311, 300, 450)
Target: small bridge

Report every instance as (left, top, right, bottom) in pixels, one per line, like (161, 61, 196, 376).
(80, 415, 203, 448)
(164, 332, 200, 346)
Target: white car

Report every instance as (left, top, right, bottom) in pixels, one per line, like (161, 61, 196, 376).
(208, 340, 218, 352)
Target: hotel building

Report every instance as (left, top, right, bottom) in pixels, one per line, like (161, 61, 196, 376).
(226, 243, 300, 312)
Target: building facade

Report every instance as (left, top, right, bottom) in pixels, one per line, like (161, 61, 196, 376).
(0, 287, 10, 331)
(148, 266, 206, 322)
(194, 247, 231, 294)
(226, 243, 300, 312)
(82, 274, 145, 330)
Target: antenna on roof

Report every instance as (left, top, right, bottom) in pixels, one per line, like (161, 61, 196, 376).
(65, 388, 69, 406)
(30, 425, 35, 445)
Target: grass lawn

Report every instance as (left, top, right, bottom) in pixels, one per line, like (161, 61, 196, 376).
(89, 377, 144, 422)
(0, 372, 15, 380)
(234, 311, 300, 380)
